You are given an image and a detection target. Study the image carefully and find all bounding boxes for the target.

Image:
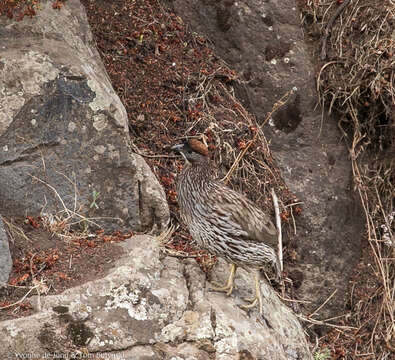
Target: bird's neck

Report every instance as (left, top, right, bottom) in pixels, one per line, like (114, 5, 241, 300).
(179, 160, 212, 190)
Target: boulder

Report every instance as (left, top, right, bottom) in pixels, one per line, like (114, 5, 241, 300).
(169, 0, 364, 321)
(0, 0, 169, 232)
(0, 235, 313, 359)
(0, 217, 11, 287)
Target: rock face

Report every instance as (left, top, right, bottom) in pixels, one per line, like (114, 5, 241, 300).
(170, 0, 364, 321)
(0, 0, 169, 232)
(0, 218, 11, 287)
(0, 235, 313, 359)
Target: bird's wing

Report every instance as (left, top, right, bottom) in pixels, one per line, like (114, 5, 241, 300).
(210, 182, 278, 248)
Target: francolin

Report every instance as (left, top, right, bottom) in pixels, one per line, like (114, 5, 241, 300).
(172, 139, 281, 314)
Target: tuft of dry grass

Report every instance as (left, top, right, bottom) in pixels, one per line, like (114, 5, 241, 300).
(305, 0, 394, 150)
(301, 0, 394, 358)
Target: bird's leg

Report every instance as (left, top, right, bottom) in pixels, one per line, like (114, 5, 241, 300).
(239, 272, 263, 315)
(210, 263, 237, 296)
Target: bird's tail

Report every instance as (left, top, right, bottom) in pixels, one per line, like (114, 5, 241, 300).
(260, 250, 282, 285)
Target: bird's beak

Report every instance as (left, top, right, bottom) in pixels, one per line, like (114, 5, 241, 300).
(171, 143, 184, 152)
(171, 143, 188, 162)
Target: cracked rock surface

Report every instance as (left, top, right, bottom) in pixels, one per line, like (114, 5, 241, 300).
(0, 235, 312, 359)
(0, 0, 169, 232)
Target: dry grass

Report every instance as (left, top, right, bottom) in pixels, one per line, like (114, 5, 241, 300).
(302, 0, 394, 358)
(29, 172, 122, 241)
(306, 0, 394, 145)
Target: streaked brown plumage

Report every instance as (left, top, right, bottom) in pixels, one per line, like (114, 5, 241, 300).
(172, 139, 281, 313)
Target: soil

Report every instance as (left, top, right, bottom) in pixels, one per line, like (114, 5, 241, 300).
(0, 217, 127, 321)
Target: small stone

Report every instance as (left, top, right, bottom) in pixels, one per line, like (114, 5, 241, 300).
(94, 145, 106, 154)
(68, 121, 76, 132)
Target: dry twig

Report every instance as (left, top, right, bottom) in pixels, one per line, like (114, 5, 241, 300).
(271, 189, 283, 273)
(320, 0, 351, 60)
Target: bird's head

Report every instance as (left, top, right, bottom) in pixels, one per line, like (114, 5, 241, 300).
(171, 139, 209, 164)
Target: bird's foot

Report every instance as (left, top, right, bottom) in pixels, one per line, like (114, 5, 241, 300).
(209, 264, 237, 296)
(210, 281, 234, 296)
(239, 296, 261, 314)
(238, 272, 263, 315)
(242, 295, 257, 304)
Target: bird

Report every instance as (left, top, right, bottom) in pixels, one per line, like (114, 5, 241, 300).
(171, 138, 281, 314)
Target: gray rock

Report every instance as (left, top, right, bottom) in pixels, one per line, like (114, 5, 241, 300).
(0, 0, 169, 232)
(0, 217, 12, 287)
(170, 0, 364, 321)
(0, 235, 313, 359)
